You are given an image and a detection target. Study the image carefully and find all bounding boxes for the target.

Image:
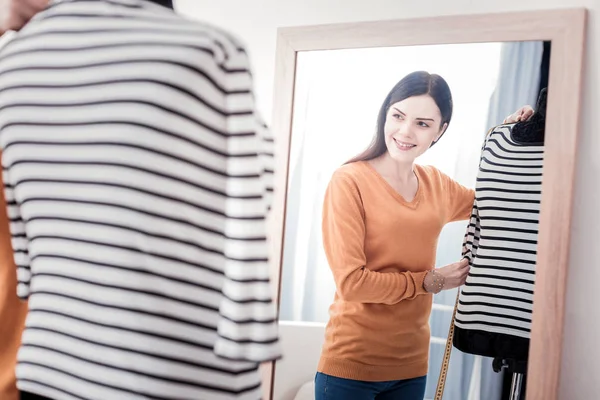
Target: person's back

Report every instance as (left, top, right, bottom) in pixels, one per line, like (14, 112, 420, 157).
(0, 0, 281, 399)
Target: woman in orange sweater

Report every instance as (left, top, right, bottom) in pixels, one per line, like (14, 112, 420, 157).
(315, 71, 532, 399)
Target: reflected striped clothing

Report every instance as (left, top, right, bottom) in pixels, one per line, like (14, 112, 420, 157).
(0, 0, 281, 399)
(456, 124, 544, 339)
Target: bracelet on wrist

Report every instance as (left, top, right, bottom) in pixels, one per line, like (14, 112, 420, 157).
(424, 270, 445, 294)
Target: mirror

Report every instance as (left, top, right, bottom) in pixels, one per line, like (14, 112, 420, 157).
(274, 40, 549, 400)
(265, 10, 587, 400)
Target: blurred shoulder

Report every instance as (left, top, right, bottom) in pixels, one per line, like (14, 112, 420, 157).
(330, 161, 369, 184)
(416, 164, 446, 180)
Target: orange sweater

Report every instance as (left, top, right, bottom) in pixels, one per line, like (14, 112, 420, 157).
(0, 153, 27, 400)
(318, 161, 474, 381)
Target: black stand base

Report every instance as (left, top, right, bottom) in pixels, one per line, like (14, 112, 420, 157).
(493, 357, 527, 400)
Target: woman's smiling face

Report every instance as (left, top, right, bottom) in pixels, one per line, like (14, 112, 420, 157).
(384, 94, 447, 163)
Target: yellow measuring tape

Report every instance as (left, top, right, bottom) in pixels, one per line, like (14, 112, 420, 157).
(434, 291, 460, 400)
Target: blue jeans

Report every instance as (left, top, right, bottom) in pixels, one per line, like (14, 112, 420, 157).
(314, 372, 427, 400)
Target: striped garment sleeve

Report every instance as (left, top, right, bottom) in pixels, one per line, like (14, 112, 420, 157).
(2, 170, 30, 299)
(462, 198, 481, 264)
(257, 118, 275, 213)
(212, 47, 281, 363)
(462, 133, 489, 263)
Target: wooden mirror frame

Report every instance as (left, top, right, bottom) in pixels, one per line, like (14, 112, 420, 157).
(264, 9, 587, 400)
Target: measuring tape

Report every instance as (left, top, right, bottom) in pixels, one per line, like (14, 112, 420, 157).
(434, 291, 460, 400)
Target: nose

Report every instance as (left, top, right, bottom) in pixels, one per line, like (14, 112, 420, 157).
(396, 120, 414, 139)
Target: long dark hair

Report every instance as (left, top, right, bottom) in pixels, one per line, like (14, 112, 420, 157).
(346, 71, 453, 164)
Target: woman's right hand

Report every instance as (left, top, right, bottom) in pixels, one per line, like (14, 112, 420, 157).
(503, 105, 534, 124)
(436, 258, 470, 290)
(1, 0, 48, 34)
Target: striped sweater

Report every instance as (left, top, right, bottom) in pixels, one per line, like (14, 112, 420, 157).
(0, 0, 281, 399)
(456, 123, 544, 340)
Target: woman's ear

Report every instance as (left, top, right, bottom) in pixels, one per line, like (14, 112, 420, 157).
(432, 122, 448, 145)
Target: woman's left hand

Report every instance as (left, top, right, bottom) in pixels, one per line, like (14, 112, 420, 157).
(503, 105, 534, 124)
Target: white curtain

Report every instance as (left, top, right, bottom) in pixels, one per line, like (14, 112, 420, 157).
(486, 42, 545, 129)
(278, 42, 539, 400)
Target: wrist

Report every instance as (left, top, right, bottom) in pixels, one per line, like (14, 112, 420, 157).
(423, 270, 445, 294)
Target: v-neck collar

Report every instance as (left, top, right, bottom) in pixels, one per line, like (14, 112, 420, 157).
(362, 161, 423, 209)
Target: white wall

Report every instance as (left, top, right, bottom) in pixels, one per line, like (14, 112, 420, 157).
(174, 0, 599, 398)
(273, 322, 325, 400)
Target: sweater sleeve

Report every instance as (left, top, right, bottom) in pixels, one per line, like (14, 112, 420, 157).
(321, 170, 429, 305)
(462, 197, 481, 264)
(212, 44, 281, 363)
(461, 127, 496, 262)
(1, 154, 30, 300)
(444, 175, 476, 222)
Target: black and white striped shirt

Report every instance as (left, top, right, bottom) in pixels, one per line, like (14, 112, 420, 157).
(0, 0, 281, 398)
(456, 124, 544, 339)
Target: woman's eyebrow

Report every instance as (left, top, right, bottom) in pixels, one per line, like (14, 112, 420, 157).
(392, 107, 435, 121)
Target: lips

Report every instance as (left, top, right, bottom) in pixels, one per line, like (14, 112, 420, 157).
(393, 138, 416, 150)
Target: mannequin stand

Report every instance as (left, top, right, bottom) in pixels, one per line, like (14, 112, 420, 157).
(492, 357, 527, 400)
(509, 373, 524, 400)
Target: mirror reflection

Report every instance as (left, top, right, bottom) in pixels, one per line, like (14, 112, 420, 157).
(274, 41, 549, 400)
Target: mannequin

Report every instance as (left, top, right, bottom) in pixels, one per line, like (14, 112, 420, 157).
(453, 89, 547, 398)
(511, 88, 546, 144)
